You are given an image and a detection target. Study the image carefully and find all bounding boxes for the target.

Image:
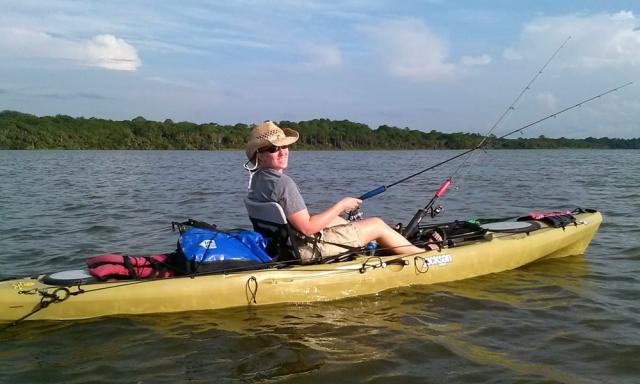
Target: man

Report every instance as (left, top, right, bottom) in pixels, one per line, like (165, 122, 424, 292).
(245, 120, 427, 263)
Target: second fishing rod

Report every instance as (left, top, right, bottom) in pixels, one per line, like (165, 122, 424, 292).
(346, 36, 632, 236)
(350, 37, 573, 210)
(348, 74, 631, 236)
(373, 81, 632, 238)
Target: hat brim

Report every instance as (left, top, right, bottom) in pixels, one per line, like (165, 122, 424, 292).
(267, 128, 299, 147)
(245, 128, 299, 160)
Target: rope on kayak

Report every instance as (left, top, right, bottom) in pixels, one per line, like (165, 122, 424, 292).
(413, 256, 430, 274)
(358, 257, 386, 273)
(2, 286, 85, 330)
(246, 276, 258, 304)
(0, 305, 44, 331)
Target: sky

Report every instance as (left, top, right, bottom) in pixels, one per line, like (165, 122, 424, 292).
(1, 0, 639, 138)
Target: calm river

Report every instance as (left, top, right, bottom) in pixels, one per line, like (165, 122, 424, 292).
(0, 149, 638, 383)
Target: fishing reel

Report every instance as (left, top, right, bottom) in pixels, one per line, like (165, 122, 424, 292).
(346, 207, 363, 221)
(395, 204, 444, 235)
(429, 204, 444, 218)
(402, 204, 445, 239)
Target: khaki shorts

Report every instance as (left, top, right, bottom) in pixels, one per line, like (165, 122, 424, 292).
(296, 223, 365, 263)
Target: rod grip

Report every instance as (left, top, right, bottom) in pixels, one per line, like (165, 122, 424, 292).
(359, 186, 386, 200)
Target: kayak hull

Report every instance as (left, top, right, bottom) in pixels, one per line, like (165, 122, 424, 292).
(0, 211, 602, 322)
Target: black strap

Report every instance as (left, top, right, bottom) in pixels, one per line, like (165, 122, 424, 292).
(145, 256, 169, 278)
(544, 215, 576, 229)
(297, 223, 365, 252)
(172, 218, 217, 233)
(122, 256, 137, 279)
(298, 232, 363, 252)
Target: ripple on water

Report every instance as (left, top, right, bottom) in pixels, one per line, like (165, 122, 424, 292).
(1, 150, 639, 383)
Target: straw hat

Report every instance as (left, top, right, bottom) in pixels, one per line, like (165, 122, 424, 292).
(245, 120, 299, 160)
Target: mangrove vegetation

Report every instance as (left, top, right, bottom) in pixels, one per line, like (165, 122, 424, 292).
(1, 110, 638, 150)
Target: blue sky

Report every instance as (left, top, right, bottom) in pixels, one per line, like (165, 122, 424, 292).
(1, 1, 639, 138)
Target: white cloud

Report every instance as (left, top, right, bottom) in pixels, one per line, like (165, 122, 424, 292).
(84, 34, 140, 71)
(300, 44, 342, 69)
(536, 91, 557, 109)
(363, 18, 455, 80)
(146, 76, 200, 89)
(508, 10, 640, 69)
(0, 27, 140, 71)
(461, 54, 491, 66)
(502, 48, 522, 61)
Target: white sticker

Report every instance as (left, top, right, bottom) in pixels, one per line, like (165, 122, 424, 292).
(199, 239, 217, 249)
(424, 254, 452, 267)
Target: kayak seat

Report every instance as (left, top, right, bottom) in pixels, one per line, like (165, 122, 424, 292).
(244, 198, 301, 262)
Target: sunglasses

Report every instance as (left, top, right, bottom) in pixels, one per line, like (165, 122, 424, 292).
(258, 145, 289, 153)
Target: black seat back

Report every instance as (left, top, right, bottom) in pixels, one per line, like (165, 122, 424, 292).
(244, 198, 300, 262)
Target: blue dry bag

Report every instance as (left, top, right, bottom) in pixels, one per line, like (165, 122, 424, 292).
(175, 227, 272, 274)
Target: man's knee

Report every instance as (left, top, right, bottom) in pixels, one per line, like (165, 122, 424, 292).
(366, 217, 385, 227)
(361, 217, 389, 236)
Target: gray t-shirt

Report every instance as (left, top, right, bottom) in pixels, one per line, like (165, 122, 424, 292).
(247, 168, 307, 216)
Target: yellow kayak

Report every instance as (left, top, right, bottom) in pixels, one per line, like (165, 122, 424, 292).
(0, 210, 601, 322)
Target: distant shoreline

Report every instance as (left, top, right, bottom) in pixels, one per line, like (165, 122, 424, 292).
(2, 110, 638, 150)
(1, 148, 637, 152)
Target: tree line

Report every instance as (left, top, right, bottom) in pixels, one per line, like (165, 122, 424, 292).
(1, 110, 638, 150)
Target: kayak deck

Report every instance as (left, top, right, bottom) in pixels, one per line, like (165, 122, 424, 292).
(0, 210, 602, 322)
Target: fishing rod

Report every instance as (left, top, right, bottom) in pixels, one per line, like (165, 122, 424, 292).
(347, 81, 633, 232)
(473, 37, 572, 153)
(442, 36, 571, 190)
(351, 37, 571, 210)
(397, 81, 633, 238)
(355, 81, 633, 203)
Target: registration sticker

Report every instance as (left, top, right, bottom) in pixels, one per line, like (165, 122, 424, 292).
(424, 254, 452, 267)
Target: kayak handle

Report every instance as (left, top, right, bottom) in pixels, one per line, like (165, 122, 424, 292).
(359, 186, 386, 200)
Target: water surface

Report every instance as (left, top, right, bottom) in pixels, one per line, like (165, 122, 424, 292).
(0, 150, 638, 383)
